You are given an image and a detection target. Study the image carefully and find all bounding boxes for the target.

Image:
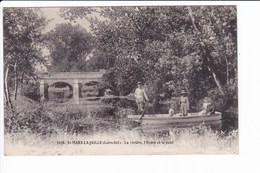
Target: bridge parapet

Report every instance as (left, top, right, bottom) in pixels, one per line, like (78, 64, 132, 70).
(41, 69, 106, 79)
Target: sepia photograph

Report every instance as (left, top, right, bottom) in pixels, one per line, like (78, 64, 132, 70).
(3, 5, 238, 155)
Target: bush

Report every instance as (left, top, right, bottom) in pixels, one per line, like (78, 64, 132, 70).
(22, 81, 40, 101)
(4, 100, 123, 137)
(4, 105, 56, 136)
(207, 81, 238, 130)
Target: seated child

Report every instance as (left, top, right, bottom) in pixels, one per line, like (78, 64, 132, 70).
(169, 105, 175, 117)
(199, 97, 214, 116)
(169, 104, 176, 117)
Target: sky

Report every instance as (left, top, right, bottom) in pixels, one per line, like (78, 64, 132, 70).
(40, 8, 92, 33)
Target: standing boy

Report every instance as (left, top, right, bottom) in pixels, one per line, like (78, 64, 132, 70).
(134, 82, 149, 116)
(180, 89, 189, 116)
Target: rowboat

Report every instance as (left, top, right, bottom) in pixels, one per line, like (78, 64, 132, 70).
(127, 112, 222, 132)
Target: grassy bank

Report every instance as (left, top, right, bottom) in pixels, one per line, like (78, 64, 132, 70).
(4, 125, 238, 155)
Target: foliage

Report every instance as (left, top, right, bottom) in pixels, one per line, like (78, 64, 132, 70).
(3, 8, 49, 107)
(22, 81, 40, 101)
(3, 6, 238, 139)
(3, 8, 48, 68)
(60, 7, 237, 117)
(44, 23, 94, 72)
(208, 77, 238, 130)
(4, 100, 125, 136)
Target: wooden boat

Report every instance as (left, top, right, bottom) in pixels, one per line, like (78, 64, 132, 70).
(127, 112, 222, 132)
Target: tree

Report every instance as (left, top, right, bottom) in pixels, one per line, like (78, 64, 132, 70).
(3, 8, 48, 108)
(44, 23, 94, 72)
(186, 6, 237, 95)
(60, 6, 237, 101)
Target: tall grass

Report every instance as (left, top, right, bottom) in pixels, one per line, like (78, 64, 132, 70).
(4, 125, 238, 155)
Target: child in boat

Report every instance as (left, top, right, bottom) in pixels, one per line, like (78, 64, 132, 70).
(169, 104, 175, 117)
(199, 97, 214, 115)
(180, 89, 189, 117)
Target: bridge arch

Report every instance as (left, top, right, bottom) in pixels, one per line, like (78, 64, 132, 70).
(39, 70, 106, 104)
(48, 82, 73, 103)
(46, 80, 74, 87)
(81, 81, 102, 98)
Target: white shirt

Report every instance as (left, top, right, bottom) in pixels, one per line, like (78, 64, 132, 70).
(134, 88, 148, 101)
(202, 102, 211, 110)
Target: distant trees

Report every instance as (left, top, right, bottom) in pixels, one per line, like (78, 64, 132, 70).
(3, 8, 48, 108)
(44, 23, 94, 72)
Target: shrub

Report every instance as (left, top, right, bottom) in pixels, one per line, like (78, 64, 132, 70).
(4, 99, 124, 137)
(4, 105, 56, 136)
(22, 81, 40, 101)
(207, 80, 238, 130)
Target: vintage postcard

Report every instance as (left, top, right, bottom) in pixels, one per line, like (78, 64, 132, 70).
(2, 4, 238, 155)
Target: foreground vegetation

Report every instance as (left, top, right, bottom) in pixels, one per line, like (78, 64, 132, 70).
(5, 96, 237, 136)
(5, 124, 238, 155)
(4, 97, 238, 155)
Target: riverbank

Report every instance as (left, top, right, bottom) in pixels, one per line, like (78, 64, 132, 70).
(4, 127, 238, 155)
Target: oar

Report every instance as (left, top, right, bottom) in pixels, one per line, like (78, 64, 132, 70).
(139, 101, 151, 120)
(83, 95, 136, 100)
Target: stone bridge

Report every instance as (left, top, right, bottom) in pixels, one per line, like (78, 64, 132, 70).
(40, 69, 106, 104)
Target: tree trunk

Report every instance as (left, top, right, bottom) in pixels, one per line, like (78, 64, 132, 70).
(224, 55, 229, 85)
(20, 72, 24, 96)
(187, 7, 198, 31)
(4, 84, 8, 105)
(14, 63, 18, 100)
(212, 71, 225, 95)
(222, 42, 230, 85)
(207, 66, 225, 95)
(4, 64, 13, 109)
